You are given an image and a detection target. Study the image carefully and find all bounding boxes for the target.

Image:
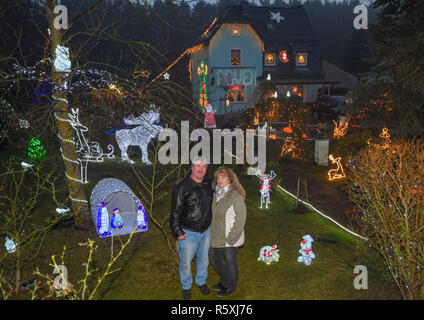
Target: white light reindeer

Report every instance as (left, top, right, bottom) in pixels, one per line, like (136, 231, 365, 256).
(67, 108, 115, 183)
(115, 110, 163, 164)
(255, 169, 277, 209)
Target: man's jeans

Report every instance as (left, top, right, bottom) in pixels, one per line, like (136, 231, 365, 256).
(177, 227, 210, 290)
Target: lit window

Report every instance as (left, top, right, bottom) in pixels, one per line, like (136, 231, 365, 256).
(264, 53, 276, 66)
(230, 49, 241, 66)
(296, 53, 308, 66)
(227, 85, 244, 102)
(232, 26, 240, 36)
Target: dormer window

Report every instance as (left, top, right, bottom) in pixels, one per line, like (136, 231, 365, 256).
(296, 53, 308, 66)
(230, 49, 241, 66)
(264, 53, 276, 66)
(266, 23, 274, 30)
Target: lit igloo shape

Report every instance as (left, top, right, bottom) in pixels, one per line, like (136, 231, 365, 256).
(90, 178, 148, 238)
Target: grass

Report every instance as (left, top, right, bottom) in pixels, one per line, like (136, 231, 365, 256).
(0, 147, 401, 300)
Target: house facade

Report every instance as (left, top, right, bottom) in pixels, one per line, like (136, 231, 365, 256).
(190, 1, 348, 115)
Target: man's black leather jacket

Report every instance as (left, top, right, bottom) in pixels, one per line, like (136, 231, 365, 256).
(169, 174, 213, 239)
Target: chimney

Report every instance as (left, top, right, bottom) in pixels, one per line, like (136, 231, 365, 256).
(240, 0, 249, 17)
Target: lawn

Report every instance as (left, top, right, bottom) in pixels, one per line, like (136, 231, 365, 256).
(0, 149, 401, 300)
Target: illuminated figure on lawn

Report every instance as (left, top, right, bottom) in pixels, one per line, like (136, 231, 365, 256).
(203, 104, 216, 129)
(258, 245, 280, 265)
(115, 110, 163, 164)
(97, 202, 111, 238)
(111, 208, 125, 230)
(328, 154, 346, 181)
(136, 204, 148, 231)
(297, 234, 315, 266)
(255, 170, 277, 209)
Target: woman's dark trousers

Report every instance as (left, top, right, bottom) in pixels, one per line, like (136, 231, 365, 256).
(209, 247, 239, 291)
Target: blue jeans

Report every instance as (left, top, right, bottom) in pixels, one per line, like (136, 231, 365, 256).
(177, 227, 210, 290)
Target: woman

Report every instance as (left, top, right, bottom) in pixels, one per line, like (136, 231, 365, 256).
(210, 166, 246, 297)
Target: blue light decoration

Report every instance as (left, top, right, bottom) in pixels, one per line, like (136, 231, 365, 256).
(258, 245, 280, 265)
(136, 204, 148, 231)
(97, 202, 111, 238)
(297, 234, 315, 266)
(110, 208, 125, 230)
(5, 236, 17, 254)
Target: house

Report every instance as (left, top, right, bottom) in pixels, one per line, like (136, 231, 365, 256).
(189, 1, 356, 115)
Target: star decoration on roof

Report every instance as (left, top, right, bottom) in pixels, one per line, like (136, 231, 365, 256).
(270, 11, 284, 24)
(163, 72, 170, 80)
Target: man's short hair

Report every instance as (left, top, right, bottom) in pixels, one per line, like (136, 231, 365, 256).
(191, 156, 209, 166)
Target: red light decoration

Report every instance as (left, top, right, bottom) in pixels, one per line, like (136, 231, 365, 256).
(279, 50, 289, 63)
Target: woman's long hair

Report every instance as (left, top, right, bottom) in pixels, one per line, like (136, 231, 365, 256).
(212, 166, 246, 199)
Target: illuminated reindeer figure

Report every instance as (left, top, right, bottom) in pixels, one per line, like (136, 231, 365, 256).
(67, 108, 115, 183)
(255, 169, 277, 209)
(115, 109, 163, 164)
(328, 154, 346, 181)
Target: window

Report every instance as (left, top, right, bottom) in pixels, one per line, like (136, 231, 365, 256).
(230, 49, 241, 66)
(296, 53, 308, 66)
(264, 53, 276, 66)
(227, 85, 244, 102)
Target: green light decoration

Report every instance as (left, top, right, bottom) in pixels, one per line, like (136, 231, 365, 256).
(197, 60, 208, 109)
(28, 137, 47, 160)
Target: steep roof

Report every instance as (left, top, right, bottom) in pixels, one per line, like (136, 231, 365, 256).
(194, 2, 320, 48)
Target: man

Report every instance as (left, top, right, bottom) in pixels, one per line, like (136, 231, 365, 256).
(170, 158, 213, 299)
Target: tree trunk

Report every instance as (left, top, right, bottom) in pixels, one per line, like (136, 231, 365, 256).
(46, 0, 90, 228)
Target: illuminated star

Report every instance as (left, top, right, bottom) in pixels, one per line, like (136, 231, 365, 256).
(163, 72, 170, 80)
(270, 11, 284, 23)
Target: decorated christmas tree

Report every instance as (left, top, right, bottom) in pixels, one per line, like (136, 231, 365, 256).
(27, 137, 47, 160)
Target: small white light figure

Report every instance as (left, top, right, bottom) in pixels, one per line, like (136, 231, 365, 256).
(54, 45, 71, 73)
(21, 162, 34, 171)
(297, 234, 315, 266)
(56, 208, 70, 215)
(267, 74, 271, 81)
(274, 91, 278, 98)
(255, 170, 277, 209)
(286, 91, 290, 97)
(136, 204, 148, 231)
(97, 202, 111, 238)
(258, 245, 280, 265)
(5, 236, 17, 253)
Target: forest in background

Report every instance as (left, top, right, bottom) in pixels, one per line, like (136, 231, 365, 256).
(1, 0, 377, 79)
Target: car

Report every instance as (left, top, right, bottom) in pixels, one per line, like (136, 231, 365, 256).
(311, 95, 351, 119)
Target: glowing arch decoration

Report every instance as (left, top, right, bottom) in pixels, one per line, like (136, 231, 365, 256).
(90, 178, 149, 238)
(328, 154, 346, 181)
(279, 50, 289, 63)
(197, 60, 208, 109)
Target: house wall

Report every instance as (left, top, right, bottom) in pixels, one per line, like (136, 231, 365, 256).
(192, 23, 264, 115)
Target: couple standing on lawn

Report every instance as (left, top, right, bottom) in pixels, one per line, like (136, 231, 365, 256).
(169, 158, 247, 299)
